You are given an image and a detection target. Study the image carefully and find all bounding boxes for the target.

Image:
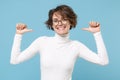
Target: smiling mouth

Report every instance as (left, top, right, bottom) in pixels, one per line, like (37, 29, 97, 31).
(56, 26, 66, 30)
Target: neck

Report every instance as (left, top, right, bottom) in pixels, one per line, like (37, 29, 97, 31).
(54, 33, 70, 43)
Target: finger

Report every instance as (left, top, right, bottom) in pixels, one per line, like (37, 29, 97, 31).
(24, 29, 33, 32)
(16, 26, 20, 30)
(16, 24, 20, 30)
(90, 22, 98, 27)
(89, 21, 94, 26)
(22, 25, 27, 30)
(16, 29, 33, 34)
(89, 21, 94, 24)
(21, 24, 27, 29)
(16, 23, 27, 30)
(89, 21, 92, 25)
(16, 23, 22, 30)
(97, 22, 100, 26)
(81, 28, 89, 31)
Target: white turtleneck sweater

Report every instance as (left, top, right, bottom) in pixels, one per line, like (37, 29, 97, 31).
(10, 32, 109, 80)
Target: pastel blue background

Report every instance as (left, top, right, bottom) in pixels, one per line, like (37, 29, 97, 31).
(0, 0, 119, 80)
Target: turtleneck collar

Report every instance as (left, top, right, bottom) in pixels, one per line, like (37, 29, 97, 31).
(54, 33, 70, 43)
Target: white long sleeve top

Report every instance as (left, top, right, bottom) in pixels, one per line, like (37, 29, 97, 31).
(10, 32, 109, 80)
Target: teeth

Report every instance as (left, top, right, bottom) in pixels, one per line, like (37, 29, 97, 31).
(59, 27, 64, 30)
(57, 26, 66, 30)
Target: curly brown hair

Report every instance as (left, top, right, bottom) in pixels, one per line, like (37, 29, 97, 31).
(45, 5, 77, 30)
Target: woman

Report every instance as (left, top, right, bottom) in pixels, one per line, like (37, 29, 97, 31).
(10, 5, 109, 80)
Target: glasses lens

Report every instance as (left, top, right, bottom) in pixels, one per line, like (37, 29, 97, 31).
(53, 19, 68, 25)
(53, 20, 58, 25)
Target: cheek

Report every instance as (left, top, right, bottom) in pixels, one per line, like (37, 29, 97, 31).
(66, 26, 70, 31)
(51, 24, 55, 29)
(67, 21, 71, 29)
(66, 24, 71, 30)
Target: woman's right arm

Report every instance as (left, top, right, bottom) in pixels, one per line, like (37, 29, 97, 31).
(10, 23, 39, 64)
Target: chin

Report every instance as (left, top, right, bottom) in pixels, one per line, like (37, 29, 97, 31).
(57, 32, 68, 35)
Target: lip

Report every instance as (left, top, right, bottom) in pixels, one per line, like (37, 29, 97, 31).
(56, 26, 66, 30)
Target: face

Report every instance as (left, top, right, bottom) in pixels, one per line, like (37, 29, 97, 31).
(52, 12, 71, 35)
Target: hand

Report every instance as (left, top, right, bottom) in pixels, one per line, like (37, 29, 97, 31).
(16, 23, 33, 34)
(82, 21, 100, 33)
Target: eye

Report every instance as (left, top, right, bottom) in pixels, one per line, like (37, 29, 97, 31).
(63, 18, 68, 21)
(53, 19, 58, 22)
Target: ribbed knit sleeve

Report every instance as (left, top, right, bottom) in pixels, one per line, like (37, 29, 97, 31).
(78, 32, 109, 65)
(10, 34, 42, 64)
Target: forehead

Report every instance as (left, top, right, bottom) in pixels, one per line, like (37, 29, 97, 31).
(52, 12, 67, 19)
(52, 12, 62, 19)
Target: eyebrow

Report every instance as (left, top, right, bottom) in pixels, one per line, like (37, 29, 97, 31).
(52, 17, 68, 20)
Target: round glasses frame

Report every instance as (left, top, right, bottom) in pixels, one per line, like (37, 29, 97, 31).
(52, 19, 69, 25)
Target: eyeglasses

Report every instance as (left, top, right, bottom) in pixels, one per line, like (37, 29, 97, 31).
(52, 18, 69, 25)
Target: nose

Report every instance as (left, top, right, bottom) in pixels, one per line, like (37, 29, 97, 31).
(58, 21, 62, 25)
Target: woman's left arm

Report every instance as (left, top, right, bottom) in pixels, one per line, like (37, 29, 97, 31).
(78, 21, 109, 65)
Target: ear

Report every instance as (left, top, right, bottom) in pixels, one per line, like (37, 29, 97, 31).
(50, 26, 54, 31)
(70, 25, 72, 30)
